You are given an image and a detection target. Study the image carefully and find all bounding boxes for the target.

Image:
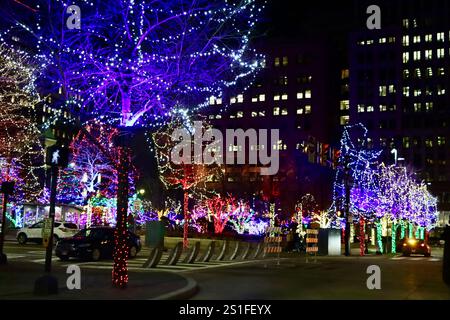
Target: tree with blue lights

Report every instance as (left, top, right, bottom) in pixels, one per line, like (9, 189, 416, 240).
(2, 0, 265, 287)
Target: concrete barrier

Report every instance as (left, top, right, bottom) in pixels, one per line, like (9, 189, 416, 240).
(252, 242, 263, 259)
(142, 247, 163, 268)
(241, 242, 251, 260)
(201, 241, 215, 262)
(215, 240, 229, 261)
(164, 242, 183, 265)
(228, 241, 240, 261)
(182, 241, 200, 264)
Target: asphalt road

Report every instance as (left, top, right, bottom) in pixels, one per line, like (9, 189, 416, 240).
(187, 250, 450, 300)
(2, 241, 449, 300)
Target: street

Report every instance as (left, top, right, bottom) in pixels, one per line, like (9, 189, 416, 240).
(188, 251, 449, 300)
(1, 241, 449, 300)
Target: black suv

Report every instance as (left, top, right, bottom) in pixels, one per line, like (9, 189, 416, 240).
(55, 226, 141, 261)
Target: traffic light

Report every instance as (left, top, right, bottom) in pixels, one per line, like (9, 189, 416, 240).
(307, 136, 316, 164)
(321, 143, 330, 166)
(332, 148, 341, 169)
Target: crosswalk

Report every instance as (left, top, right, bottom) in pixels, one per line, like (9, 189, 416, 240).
(390, 255, 441, 262)
(30, 252, 264, 273)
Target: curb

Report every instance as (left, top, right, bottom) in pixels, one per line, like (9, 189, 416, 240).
(150, 274, 198, 300)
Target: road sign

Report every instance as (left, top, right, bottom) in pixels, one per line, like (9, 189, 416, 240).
(264, 227, 283, 261)
(306, 229, 319, 253)
(42, 218, 52, 248)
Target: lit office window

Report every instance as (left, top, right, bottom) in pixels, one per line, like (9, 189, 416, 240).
(340, 115, 350, 126)
(388, 37, 396, 43)
(425, 139, 433, 148)
(414, 89, 422, 97)
(437, 136, 446, 146)
(437, 67, 445, 76)
(425, 34, 432, 42)
(281, 94, 288, 101)
(305, 90, 312, 99)
(281, 108, 288, 115)
(209, 115, 215, 119)
(305, 105, 312, 114)
(402, 35, 409, 46)
(273, 107, 280, 116)
(251, 111, 257, 117)
(379, 86, 387, 97)
(297, 92, 303, 99)
(437, 48, 445, 58)
(437, 32, 445, 42)
(425, 49, 433, 60)
(237, 111, 244, 118)
(414, 103, 422, 112)
(402, 19, 409, 28)
(252, 97, 258, 103)
(379, 105, 387, 112)
(297, 108, 303, 115)
(390, 105, 397, 111)
(259, 111, 266, 117)
(402, 52, 409, 63)
(367, 105, 374, 112)
(379, 38, 387, 44)
(403, 86, 410, 97)
(209, 96, 216, 105)
(357, 105, 365, 113)
(413, 51, 421, 61)
(259, 94, 265, 102)
(389, 85, 396, 94)
(413, 35, 421, 43)
(403, 69, 410, 79)
(274, 94, 280, 101)
(437, 86, 446, 95)
(216, 98, 222, 104)
(426, 67, 433, 77)
(230, 97, 236, 104)
(403, 137, 410, 148)
(341, 69, 350, 79)
(425, 102, 433, 112)
(237, 94, 243, 103)
(415, 68, 422, 78)
(215, 115, 222, 119)
(282, 56, 288, 66)
(274, 57, 280, 67)
(340, 100, 350, 110)
(366, 40, 374, 45)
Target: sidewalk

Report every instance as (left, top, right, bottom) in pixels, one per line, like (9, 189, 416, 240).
(0, 261, 197, 300)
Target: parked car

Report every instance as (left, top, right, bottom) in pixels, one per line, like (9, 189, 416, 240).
(17, 221, 79, 245)
(55, 226, 142, 261)
(401, 238, 431, 257)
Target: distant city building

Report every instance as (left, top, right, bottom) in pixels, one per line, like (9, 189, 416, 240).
(349, 0, 450, 218)
(203, 40, 342, 215)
